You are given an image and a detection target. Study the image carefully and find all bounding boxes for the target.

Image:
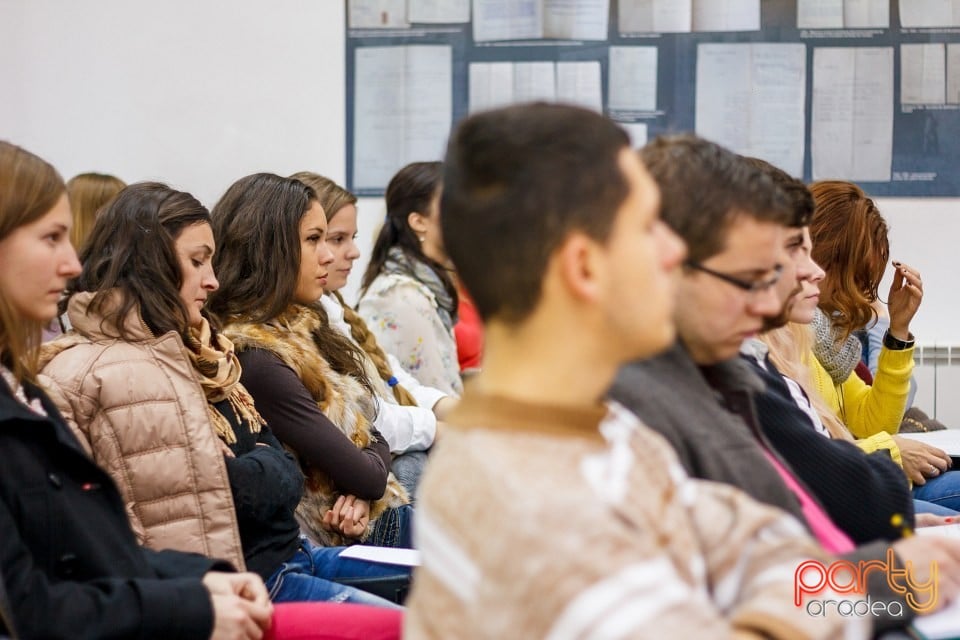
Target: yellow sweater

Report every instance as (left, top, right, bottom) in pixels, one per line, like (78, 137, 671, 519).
(810, 345, 914, 467)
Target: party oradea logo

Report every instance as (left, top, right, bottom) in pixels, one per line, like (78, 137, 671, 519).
(794, 548, 937, 617)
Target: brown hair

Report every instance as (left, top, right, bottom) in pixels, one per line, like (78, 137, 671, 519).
(291, 172, 418, 407)
(208, 173, 375, 394)
(441, 103, 630, 323)
(808, 181, 889, 340)
(640, 136, 793, 263)
(67, 182, 210, 343)
(66, 172, 126, 251)
(0, 141, 66, 383)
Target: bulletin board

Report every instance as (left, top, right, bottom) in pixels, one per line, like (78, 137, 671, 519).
(345, 0, 960, 196)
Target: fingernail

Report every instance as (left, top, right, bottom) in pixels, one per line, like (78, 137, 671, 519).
(946, 517, 954, 523)
(893, 261, 901, 266)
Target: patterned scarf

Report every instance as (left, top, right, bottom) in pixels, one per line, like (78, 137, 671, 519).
(811, 308, 863, 385)
(382, 246, 458, 332)
(184, 318, 265, 444)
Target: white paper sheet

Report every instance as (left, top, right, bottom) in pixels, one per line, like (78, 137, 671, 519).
(811, 47, 893, 181)
(469, 62, 516, 113)
(843, 0, 889, 27)
(898, 430, 960, 456)
(692, 0, 760, 32)
(408, 0, 470, 23)
(348, 0, 410, 28)
(556, 61, 603, 111)
(353, 45, 452, 190)
(912, 596, 960, 640)
(618, 0, 692, 33)
(948, 44, 960, 103)
(543, 0, 609, 40)
(473, 0, 543, 41)
(513, 61, 557, 102)
(339, 545, 421, 566)
(608, 46, 658, 111)
(797, 0, 844, 28)
(898, 0, 960, 28)
(622, 122, 649, 148)
(696, 43, 806, 177)
(469, 61, 557, 112)
(902, 43, 946, 105)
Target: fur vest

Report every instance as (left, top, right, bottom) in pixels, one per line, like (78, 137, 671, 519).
(224, 306, 409, 546)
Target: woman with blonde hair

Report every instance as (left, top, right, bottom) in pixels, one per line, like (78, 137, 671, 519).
(291, 172, 456, 498)
(66, 171, 126, 251)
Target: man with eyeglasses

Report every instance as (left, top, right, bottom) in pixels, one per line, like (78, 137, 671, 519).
(608, 135, 812, 522)
(607, 136, 960, 634)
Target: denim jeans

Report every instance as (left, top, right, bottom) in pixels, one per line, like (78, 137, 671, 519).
(912, 469, 960, 512)
(366, 504, 415, 549)
(913, 498, 960, 516)
(391, 451, 428, 503)
(265, 538, 409, 608)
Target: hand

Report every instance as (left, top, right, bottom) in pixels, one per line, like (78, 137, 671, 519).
(217, 438, 235, 459)
(432, 396, 458, 420)
(891, 536, 960, 613)
(894, 436, 952, 485)
(203, 572, 272, 609)
(322, 495, 370, 539)
(916, 513, 957, 528)
(209, 593, 271, 640)
(887, 261, 923, 340)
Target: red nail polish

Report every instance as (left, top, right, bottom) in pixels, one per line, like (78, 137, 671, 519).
(946, 517, 954, 523)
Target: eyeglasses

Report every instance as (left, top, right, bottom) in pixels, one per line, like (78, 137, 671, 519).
(685, 261, 783, 294)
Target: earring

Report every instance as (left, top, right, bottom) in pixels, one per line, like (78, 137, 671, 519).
(419, 236, 425, 243)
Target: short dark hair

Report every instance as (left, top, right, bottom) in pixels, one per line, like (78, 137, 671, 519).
(68, 182, 210, 341)
(739, 156, 813, 228)
(640, 135, 793, 262)
(441, 103, 631, 323)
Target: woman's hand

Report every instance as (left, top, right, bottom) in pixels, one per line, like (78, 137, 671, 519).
(894, 435, 952, 485)
(887, 261, 923, 341)
(322, 494, 370, 538)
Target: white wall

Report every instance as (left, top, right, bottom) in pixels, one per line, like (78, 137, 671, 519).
(2, 1, 959, 336)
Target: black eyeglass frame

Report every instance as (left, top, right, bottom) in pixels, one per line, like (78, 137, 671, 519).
(684, 261, 783, 293)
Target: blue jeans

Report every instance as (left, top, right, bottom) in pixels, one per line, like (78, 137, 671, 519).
(912, 469, 960, 512)
(913, 498, 960, 516)
(366, 504, 415, 549)
(265, 538, 409, 608)
(391, 451, 427, 503)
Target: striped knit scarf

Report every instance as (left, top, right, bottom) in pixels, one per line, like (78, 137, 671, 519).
(185, 318, 265, 444)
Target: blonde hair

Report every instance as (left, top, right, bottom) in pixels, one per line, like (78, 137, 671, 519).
(0, 141, 66, 383)
(288, 171, 419, 408)
(66, 172, 126, 251)
(761, 323, 853, 441)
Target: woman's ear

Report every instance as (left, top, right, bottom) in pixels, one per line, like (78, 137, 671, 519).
(407, 211, 428, 240)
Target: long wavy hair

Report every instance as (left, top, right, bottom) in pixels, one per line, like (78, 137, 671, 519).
(0, 141, 66, 382)
(760, 323, 853, 441)
(291, 171, 418, 407)
(809, 181, 889, 340)
(208, 173, 374, 393)
(65, 182, 210, 343)
(359, 162, 457, 310)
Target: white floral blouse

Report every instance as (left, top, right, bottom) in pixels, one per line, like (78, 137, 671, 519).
(357, 273, 463, 397)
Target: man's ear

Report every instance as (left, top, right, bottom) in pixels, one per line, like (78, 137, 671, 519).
(407, 211, 428, 237)
(556, 232, 603, 303)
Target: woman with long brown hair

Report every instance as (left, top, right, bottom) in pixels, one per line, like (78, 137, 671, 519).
(357, 162, 462, 397)
(291, 172, 457, 498)
(207, 173, 413, 552)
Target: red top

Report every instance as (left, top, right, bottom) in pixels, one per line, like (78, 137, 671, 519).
(454, 289, 484, 372)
